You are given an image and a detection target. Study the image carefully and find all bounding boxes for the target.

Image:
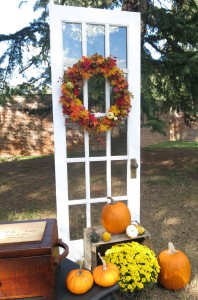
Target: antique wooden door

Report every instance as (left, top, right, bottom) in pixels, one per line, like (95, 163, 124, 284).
(49, 3, 140, 260)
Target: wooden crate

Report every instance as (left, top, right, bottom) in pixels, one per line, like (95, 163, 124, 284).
(83, 225, 151, 270)
(0, 218, 68, 300)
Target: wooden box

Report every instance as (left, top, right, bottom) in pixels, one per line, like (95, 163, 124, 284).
(0, 218, 68, 300)
(84, 225, 151, 270)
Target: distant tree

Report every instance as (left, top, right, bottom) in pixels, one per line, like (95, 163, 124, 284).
(0, 0, 197, 130)
(0, 0, 120, 97)
(0, 0, 51, 97)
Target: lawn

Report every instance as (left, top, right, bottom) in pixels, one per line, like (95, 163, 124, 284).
(144, 141, 198, 149)
(0, 143, 197, 299)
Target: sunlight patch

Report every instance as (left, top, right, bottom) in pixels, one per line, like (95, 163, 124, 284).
(185, 274, 198, 298)
(161, 160, 173, 166)
(164, 217, 180, 225)
(153, 209, 167, 220)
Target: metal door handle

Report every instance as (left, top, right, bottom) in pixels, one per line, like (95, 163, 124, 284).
(130, 159, 138, 178)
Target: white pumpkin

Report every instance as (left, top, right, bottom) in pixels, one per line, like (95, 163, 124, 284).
(126, 224, 138, 238)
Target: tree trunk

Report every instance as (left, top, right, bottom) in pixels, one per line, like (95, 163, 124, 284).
(122, 0, 147, 13)
(122, 0, 148, 35)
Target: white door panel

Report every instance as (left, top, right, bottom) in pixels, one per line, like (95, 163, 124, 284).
(49, 4, 140, 261)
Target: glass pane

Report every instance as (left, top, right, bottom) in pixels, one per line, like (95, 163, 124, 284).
(89, 132, 106, 157)
(90, 161, 106, 198)
(110, 26, 127, 69)
(68, 163, 85, 200)
(66, 120, 85, 158)
(111, 121, 127, 156)
(111, 160, 127, 196)
(91, 202, 105, 226)
(88, 74, 106, 113)
(87, 24, 105, 56)
(69, 204, 86, 240)
(62, 23, 82, 67)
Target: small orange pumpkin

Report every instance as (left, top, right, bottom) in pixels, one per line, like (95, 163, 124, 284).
(66, 259, 94, 294)
(101, 196, 131, 234)
(158, 242, 191, 290)
(93, 252, 119, 287)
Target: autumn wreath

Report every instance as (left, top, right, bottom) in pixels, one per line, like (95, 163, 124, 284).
(60, 53, 132, 133)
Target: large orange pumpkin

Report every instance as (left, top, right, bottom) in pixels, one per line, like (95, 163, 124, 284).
(158, 242, 191, 290)
(93, 253, 119, 287)
(66, 259, 94, 294)
(101, 196, 131, 234)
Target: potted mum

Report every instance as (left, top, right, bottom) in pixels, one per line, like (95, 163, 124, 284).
(104, 241, 160, 298)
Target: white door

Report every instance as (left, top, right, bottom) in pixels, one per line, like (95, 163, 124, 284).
(49, 4, 140, 261)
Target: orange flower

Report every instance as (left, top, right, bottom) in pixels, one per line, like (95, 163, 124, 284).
(70, 106, 82, 120)
(80, 71, 92, 80)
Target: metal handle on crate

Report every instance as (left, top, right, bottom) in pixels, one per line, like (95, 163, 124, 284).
(53, 239, 69, 265)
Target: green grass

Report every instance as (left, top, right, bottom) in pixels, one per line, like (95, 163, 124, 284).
(1, 141, 197, 163)
(144, 141, 198, 149)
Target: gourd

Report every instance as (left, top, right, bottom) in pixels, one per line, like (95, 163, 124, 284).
(93, 253, 119, 287)
(90, 229, 100, 243)
(126, 224, 138, 238)
(102, 231, 111, 242)
(158, 242, 191, 290)
(66, 259, 94, 294)
(132, 221, 145, 235)
(101, 196, 131, 234)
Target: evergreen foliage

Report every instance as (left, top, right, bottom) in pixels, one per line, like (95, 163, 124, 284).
(0, 0, 197, 130)
(141, 0, 198, 128)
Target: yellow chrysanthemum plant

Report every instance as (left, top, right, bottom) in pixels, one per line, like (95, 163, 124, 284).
(104, 241, 160, 297)
(60, 53, 132, 134)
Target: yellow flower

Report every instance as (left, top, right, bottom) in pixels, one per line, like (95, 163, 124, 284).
(110, 105, 120, 116)
(126, 275, 132, 281)
(74, 98, 82, 106)
(104, 241, 160, 296)
(137, 282, 144, 289)
(98, 123, 109, 132)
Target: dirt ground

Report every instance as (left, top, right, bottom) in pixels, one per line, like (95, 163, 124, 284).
(138, 148, 198, 299)
(0, 148, 197, 299)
